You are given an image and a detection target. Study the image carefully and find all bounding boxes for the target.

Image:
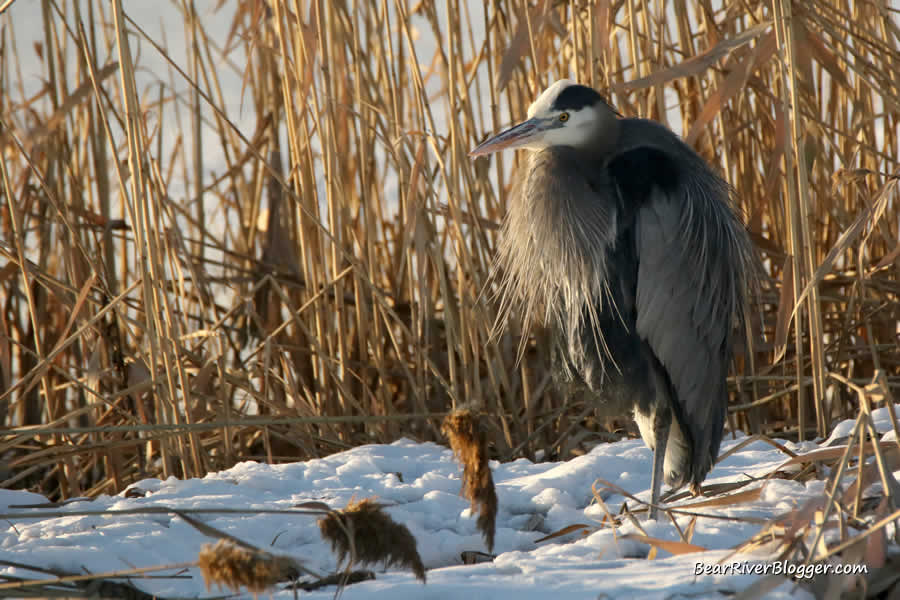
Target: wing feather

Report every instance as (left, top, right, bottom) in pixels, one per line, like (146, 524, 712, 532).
(631, 155, 752, 485)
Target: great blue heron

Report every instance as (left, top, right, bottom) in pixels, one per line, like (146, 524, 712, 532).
(471, 80, 754, 519)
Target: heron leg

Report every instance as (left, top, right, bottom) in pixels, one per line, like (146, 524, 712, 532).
(649, 407, 672, 520)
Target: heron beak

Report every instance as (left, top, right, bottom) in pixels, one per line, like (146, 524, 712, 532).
(469, 118, 548, 157)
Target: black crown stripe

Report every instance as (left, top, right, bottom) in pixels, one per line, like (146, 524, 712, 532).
(550, 84, 606, 112)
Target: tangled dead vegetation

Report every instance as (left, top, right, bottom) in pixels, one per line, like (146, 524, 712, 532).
(318, 497, 427, 582)
(573, 390, 900, 596)
(0, 499, 420, 597)
(1, 0, 897, 505)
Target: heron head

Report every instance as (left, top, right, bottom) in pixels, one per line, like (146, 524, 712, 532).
(470, 80, 619, 157)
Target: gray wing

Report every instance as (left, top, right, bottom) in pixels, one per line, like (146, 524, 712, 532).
(632, 157, 752, 485)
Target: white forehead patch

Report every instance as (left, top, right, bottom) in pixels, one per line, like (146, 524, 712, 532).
(527, 79, 574, 118)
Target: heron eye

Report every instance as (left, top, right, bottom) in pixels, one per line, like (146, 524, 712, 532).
(559, 112, 570, 122)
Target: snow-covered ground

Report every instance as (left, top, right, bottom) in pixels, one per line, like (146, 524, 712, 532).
(2, 406, 898, 599)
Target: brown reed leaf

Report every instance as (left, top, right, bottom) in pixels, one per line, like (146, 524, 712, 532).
(496, 0, 552, 92)
(613, 21, 772, 93)
(777, 440, 899, 467)
(678, 486, 763, 510)
(533, 523, 593, 543)
(19, 61, 119, 152)
(621, 534, 707, 556)
(782, 175, 899, 345)
(715, 434, 798, 463)
(685, 31, 777, 146)
(442, 410, 498, 553)
(317, 498, 426, 582)
(773, 256, 794, 361)
(874, 243, 900, 270)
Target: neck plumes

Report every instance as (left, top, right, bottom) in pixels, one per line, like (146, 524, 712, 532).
(491, 145, 619, 369)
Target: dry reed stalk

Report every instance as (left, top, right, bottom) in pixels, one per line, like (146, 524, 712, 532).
(0, 560, 192, 599)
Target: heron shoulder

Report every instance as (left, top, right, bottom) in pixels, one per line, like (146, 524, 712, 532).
(606, 120, 684, 205)
(615, 118, 693, 156)
(606, 118, 722, 205)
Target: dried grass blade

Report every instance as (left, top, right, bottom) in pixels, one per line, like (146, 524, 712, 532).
(533, 523, 593, 543)
(777, 440, 899, 468)
(620, 534, 707, 555)
(685, 32, 776, 146)
(679, 486, 763, 509)
(23, 61, 119, 152)
(496, 0, 552, 91)
(614, 22, 772, 93)
(773, 257, 794, 363)
(716, 434, 798, 463)
(784, 175, 898, 339)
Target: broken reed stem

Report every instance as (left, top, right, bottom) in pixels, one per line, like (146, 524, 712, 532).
(773, 0, 828, 439)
